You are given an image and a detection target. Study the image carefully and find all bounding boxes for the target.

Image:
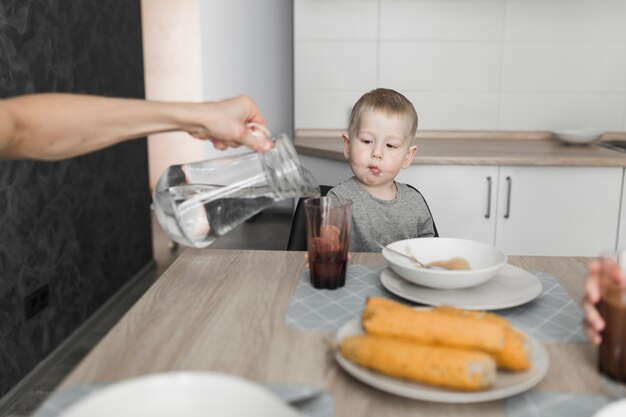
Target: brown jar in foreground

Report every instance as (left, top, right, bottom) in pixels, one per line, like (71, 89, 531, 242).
(598, 286, 626, 381)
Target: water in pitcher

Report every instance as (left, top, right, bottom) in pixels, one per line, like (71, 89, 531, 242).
(155, 182, 277, 248)
(153, 134, 319, 248)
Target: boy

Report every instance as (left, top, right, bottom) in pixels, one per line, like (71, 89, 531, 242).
(329, 88, 436, 252)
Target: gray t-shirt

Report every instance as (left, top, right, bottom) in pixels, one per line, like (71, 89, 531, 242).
(328, 177, 435, 252)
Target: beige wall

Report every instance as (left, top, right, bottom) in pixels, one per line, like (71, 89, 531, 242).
(141, 0, 205, 189)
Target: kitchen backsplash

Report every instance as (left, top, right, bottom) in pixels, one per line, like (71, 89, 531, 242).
(294, 0, 626, 131)
(0, 0, 152, 398)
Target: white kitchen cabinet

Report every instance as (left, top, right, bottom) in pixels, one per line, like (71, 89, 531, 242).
(396, 165, 499, 245)
(400, 165, 623, 256)
(495, 166, 621, 256)
(297, 155, 623, 256)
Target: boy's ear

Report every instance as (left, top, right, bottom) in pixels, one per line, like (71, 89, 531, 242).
(402, 145, 418, 168)
(342, 133, 350, 160)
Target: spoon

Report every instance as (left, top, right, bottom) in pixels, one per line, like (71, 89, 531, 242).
(405, 245, 471, 270)
(377, 244, 438, 269)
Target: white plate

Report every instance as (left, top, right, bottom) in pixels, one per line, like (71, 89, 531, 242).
(594, 399, 626, 417)
(334, 318, 549, 403)
(60, 372, 304, 417)
(381, 264, 542, 310)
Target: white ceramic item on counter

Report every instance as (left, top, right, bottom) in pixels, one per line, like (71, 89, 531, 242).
(553, 129, 603, 145)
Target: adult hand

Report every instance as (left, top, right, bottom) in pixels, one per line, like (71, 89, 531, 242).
(187, 95, 273, 152)
(582, 258, 625, 345)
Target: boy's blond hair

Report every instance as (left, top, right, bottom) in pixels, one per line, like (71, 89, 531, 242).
(348, 88, 418, 143)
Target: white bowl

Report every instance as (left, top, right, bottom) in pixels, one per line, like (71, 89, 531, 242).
(382, 238, 507, 290)
(593, 399, 626, 417)
(553, 129, 603, 145)
(60, 372, 302, 417)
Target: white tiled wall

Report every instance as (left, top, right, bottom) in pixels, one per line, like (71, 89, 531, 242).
(295, 0, 626, 131)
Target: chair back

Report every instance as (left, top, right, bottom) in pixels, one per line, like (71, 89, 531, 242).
(286, 185, 332, 251)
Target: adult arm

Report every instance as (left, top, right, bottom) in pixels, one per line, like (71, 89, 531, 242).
(0, 94, 272, 161)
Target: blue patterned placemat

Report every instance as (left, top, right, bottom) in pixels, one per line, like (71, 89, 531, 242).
(505, 391, 612, 417)
(33, 383, 333, 417)
(286, 265, 587, 342)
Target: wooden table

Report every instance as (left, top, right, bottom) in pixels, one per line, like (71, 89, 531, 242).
(59, 250, 606, 416)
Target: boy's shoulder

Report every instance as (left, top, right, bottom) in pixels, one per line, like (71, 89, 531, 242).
(396, 182, 427, 202)
(329, 179, 425, 204)
(329, 177, 359, 195)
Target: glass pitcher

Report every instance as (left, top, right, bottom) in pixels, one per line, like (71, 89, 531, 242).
(153, 134, 320, 248)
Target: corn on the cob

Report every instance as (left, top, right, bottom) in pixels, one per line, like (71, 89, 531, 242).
(433, 305, 530, 371)
(362, 298, 505, 353)
(433, 305, 510, 327)
(340, 335, 496, 391)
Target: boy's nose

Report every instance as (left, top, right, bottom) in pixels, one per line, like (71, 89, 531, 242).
(371, 148, 383, 159)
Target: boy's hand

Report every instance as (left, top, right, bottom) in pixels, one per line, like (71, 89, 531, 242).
(582, 258, 626, 345)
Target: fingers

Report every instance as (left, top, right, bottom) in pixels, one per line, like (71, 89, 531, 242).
(585, 264, 602, 304)
(583, 301, 605, 332)
(582, 259, 605, 344)
(246, 122, 271, 139)
(584, 323, 602, 346)
(239, 123, 272, 152)
(211, 139, 227, 150)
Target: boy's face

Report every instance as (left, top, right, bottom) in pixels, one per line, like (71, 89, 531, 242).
(343, 109, 417, 189)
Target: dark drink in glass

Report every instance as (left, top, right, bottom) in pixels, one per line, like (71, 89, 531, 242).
(309, 239, 348, 289)
(304, 197, 352, 290)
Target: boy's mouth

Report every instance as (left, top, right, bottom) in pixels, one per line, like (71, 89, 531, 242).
(368, 165, 381, 175)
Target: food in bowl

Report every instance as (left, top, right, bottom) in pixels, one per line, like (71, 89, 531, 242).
(382, 238, 507, 289)
(404, 246, 470, 270)
(338, 298, 530, 391)
(427, 256, 470, 270)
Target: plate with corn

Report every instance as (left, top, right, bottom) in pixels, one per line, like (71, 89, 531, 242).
(334, 297, 549, 403)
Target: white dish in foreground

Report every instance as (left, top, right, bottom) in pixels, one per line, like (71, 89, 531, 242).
(334, 318, 549, 403)
(593, 399, 626, 417)
(60, 372, 303, 417)
(380, 264, 542, 310)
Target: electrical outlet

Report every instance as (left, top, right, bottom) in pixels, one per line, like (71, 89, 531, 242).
(24, 284, 50, 319)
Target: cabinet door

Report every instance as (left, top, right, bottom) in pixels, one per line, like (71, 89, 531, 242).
(396, 165, 499, 244)
(496, 166, 622, 256)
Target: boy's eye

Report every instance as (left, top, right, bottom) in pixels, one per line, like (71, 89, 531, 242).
(386, 144, 397, 149)
(361, 139, 373, 145)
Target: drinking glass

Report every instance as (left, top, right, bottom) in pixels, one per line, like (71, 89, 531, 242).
(304, 197, 352, 289)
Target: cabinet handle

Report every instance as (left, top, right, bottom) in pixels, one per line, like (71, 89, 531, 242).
(484, 176, 492, 219)
(504, 176, 512, 219)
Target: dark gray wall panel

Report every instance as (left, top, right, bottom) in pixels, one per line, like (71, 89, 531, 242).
(0, 0, 152, 396)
